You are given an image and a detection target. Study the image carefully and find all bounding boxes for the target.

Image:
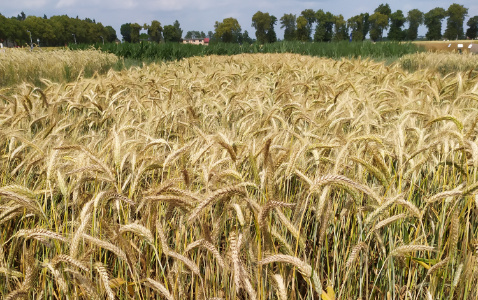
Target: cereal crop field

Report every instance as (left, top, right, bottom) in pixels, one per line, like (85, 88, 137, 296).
(1, 51, 478, 299)
(413, 40, 478, 53)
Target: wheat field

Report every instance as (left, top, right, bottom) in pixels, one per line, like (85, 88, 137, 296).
(1, 53, 478, 299)
(0, 49, 119, 87)
(399, 51, 478, 75)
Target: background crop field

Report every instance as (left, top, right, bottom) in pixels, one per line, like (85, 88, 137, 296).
(71, 40, 423, 62)
(413, 40, 478, 53)
(1, 52, 478, 299)
(0, 48, 118, 87)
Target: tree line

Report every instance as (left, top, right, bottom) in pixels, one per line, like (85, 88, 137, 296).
(1, 3, 477, 47)
(0, 12, 117, 47)
(220, 3, 477, 44)
(117, 4, 477, 45)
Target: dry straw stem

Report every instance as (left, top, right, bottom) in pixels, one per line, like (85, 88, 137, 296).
(163, 142, 193, 167)
(51, 254, 90, 273)
(426, 189, 463, 203)
(448, 209, 460, 255)
(94, 262, 115, 300)
(4, 289, 28, 300)
(427, 256, 450, 277)
(155, 220, 201, 277)
(119, 223, 155, 245)
(364, 195, 402, 227)
(54, 145, 115, 181)
(259, 255, 311, 277)
(81, 234, 128, 263)
(273, 207, 305, 248)
(187, 182, 255, 223)
(0, 267, 23, 278)
(20, 252, 37, 291)
(309, 174, 382, 205)
(394, 198, 422, 219)
(228, 232, 256, 299)
(65, 268, 101, 300)
(350, 156, 389, 188)
(230, 232, 243, 293)
(231, 203, 245, 226)
(142, 194, 195, 209)
(258, 201, 296, 230)
(215, 133, 237, 161)
(372, 213, 408, 232)
(462, 181, 478, 196)
(0, 186, 45, 218)
(453, 263, 463, 288)
(43, 262, 68, 295)
(13, 228, 68, 243)
(145, 278, 175, 300)
(167, 250, 202, 277)
(184, 239, 225, 269)
(345, 242, 368, 269)
(272, 273, 287, 300)
(391, 245, 436, 257)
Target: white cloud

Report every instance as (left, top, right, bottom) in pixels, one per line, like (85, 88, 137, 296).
(56, 0, 76, 8)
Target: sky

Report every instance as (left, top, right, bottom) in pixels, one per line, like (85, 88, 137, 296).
(2, 1, 478, 40)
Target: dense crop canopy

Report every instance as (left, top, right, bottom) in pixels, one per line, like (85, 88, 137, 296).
(1, 53, 478, 299)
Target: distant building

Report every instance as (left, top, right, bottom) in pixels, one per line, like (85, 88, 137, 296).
(182, 38, 210, 45)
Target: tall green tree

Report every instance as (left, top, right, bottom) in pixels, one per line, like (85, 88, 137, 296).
(163, 25, 176, 42)
(130, 23, 142, 43)
(444, 3, 468, 40)
(214, 17, 241, 43)
(0, 14, 20, 44)
(185, 31, 205, 39)
(105, 26, 117, 42)
(1, 13, 116, 46)
(49, 15, 74, 45)
(388, 10, 406, 41)
(361, 13, 370, 40)
(0, 14, 7, 41)
(280, 13, 296, 41)
(347, 13, 369, 41)
(266, 15, 277, 43)
(296, 16, 309, 42)
(120, 23, 132, 42)
(87, 21, 106, 44)
(467, 16, 478, 39)
(163, 21, 182, 42)
(375, 4, 391, 16)
(333, 14, 348, 41)
(16, 11, 26, 21)
(185, 31, 194, 39)
(25, 16, 57, 45)
(173, 20, 183, 40)
(424, 7, 446, 40)
(242, 30, 254, 44)
(145, 20, 162, 42)
(314, 10, 334, 42)
(300, 9, 316, 41)
(369, 4, 391, 41)
(252, 11, 272, 44)
(406, 9, 424, 40)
